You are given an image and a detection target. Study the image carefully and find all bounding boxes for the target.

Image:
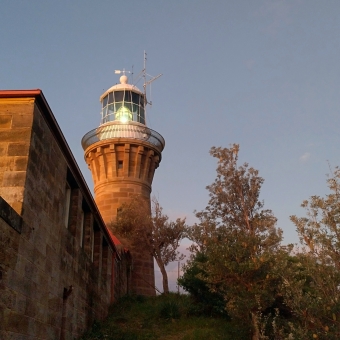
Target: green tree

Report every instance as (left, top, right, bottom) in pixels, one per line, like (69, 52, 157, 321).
(284, 167, 340, 338)
(186, 145, 284, 339)
(178, 252, 227, 316)
(111, 196, 187, 294)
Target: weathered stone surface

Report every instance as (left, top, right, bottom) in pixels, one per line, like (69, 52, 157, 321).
(0, 95, 119, 339)
(13, 157, 28, 171)
(2, 172, 26, 187)
(12, 114, 33, 128)
(7, 143, 29, 157)
(0, 115, 12, 128)
(4, 310, 30, 334)
(0, 129, 31, 143)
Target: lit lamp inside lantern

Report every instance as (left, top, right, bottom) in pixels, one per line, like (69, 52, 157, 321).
(115, 106, 132, 123)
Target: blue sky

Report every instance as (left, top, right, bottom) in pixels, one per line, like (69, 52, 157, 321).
(2, 0, 340, 291)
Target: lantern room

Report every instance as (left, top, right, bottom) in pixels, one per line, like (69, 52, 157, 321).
(99, 75, 145, 125)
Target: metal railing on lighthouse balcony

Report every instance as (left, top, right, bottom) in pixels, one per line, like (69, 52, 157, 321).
(81, 121, 165, 153)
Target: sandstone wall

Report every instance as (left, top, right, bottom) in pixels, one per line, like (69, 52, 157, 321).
(0, 94, 122, 340)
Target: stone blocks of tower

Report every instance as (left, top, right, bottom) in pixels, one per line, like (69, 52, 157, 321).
(84, 139, 160, 224)
(84, 137, 161, 296)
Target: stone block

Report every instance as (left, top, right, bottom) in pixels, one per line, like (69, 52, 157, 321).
(0, 157, 14, 172)
(4, 310, 29, 334)
(13, 255, 26, 278)
(32, 248, 46, 272)
(112, 192, 128, 198)
(13, 157, 28, 172)
(35, 319, 48, 338)
(15, 274, 33, 298)
(0, 129, 31, 143)
(24, 298, 37, 318)
(97, 204, 112, 212)
(0, 115, 12, 129)
(47, 295, 60, 312)
(11, 115, 33, 128)
(24, 261, 38, 285)
(99, 193, 115, 200)
(14, 292, 26, 315)
(0, 289, 17, 310)
(2, 172, 26, 187)
(46, 324, 60, 339)
(7, 269, 22, 293)
(18, 239, 34, 261)
(7, 143, 29, 157)
(2, 248, 18, 270)
(119, 188, 134, 193)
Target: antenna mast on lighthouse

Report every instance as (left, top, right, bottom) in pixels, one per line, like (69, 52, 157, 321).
(142, 51, 162, 121)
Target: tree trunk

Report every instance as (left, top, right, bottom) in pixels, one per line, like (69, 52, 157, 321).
(251, 312, 260, 340)
(155, 258, 169, 294)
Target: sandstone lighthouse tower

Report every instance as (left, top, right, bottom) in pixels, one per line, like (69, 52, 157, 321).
(81, 65, 164, 295)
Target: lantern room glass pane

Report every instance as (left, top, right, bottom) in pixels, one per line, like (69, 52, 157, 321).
(103, 95, 108, 108)
(114, 91, 124, 102)
(108, 104, 114, 117)
(102, 106, 108, 118)
(140, 108, 145, 124)
(124, 91, 132, 102)
(132, 92, 139, 104)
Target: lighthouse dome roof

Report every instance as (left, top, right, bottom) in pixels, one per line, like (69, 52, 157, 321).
(99, 76, 143, 102)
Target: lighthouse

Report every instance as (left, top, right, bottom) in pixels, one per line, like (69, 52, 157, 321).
(81, 69, 164, 295)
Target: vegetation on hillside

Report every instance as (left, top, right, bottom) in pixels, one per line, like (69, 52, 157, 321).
(282, 166, 340, 338)
(80, 294, 248, 340)
(180, 145, 340, 339)
(183, 145, 287, 338)
(96, 145, 340, 339)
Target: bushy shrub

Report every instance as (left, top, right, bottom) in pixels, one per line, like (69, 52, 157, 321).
(178, 252, 227, 317)
(159, 299, 181, 320)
